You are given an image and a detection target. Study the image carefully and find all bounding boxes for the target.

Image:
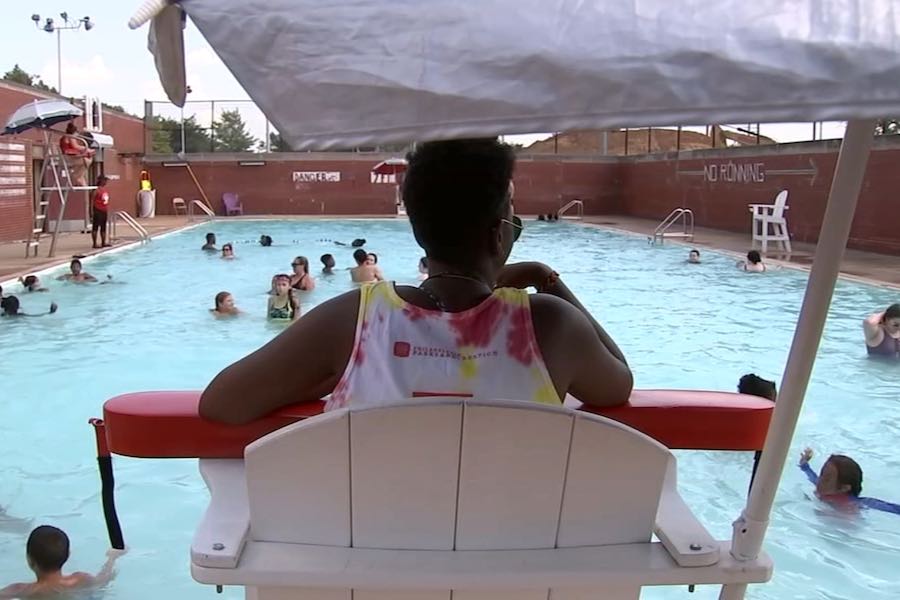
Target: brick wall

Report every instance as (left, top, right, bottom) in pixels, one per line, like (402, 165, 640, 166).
(0, 139, 32, 242)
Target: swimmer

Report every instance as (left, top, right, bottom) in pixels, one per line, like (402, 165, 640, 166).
(1, 296, 58, 317)
(351, 238, 367, 248)
(268, 274, 300, 321)
(19, 275, 48, 292)
(799, 448, 900, 515)
(211, 292, 240, 317)
(56, 259, 97, 283)
(366, 252, 379, 265)
(687, 249, 701, 264)
(737, 250, 766, 272)
(221, 243, 235, 259)
(738, 373, 776, 485)
(350, 248, 384, 283)
(538, 214, 546, 221)
(863, 303, 900, 359)
(0, 525, 126, 599)
(418, 256, 429, 281)
(321, 253, 336, 275)
(202, 233, 217, 251)
(290, 256, 316, 291)
(259, 234, 273, 247)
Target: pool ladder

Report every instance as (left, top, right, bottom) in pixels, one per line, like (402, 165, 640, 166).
(111, 211, 151, 244)
(651, 208, 694, 245)
(557, 199, 583, 219)
(188, 199, 216, 221)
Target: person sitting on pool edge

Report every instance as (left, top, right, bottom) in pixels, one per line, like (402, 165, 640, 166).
(290, 256, 316, 291)
(19, 275, 48, 292)
(321, 254, 336, 275)
(798, 448, 900, 515)
(863, 303, 900, 359)
(56, 259, 97, 283)
(737, 250, 767, 272)
(687, 249, 701, 264)
(268, 274, 300, 322)
(211, 292, 240, 317)
(199, 137, 632, 424)
(350, 248, 384, 283)
(1, 296, 58, 317)
(0, 525, 125, 599)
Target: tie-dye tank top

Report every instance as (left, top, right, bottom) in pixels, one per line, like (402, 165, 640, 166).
(325, 281, 560, 410)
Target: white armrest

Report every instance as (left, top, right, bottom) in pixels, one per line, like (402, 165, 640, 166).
(654, 462, 719, 567)
(192, 459, 250, 569)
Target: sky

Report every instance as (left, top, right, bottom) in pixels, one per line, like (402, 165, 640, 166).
(1, 1, 846, 147)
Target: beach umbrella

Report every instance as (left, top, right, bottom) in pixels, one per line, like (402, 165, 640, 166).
(3, 99, 82, 135)
(371, 157, 408, 177)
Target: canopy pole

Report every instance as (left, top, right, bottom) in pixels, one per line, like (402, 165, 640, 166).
(719, 118, 875, 600)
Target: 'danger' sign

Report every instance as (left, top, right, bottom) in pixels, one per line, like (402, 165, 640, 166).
(292, 171, 341, 183)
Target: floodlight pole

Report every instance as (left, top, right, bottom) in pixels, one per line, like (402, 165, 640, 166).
(719, 118, 876, 600)
(32, 13, 93, 94)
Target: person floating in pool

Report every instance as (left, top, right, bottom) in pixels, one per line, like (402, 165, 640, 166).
(268, 274, 300, 322)
(321, 254, 336, 275)
(350, 248, 384, 283)
(687, 249, 701, 264)
(56, 259, 97, 283)
(863, 303, 900, 359)
(211, 292, 240, 317)
(199, 138, 632, 424)
(259, 234, 273, 247)
(1, 296, 58, 317)
(799, 448, 900, 515)
(221, 243, 235, 260)
(418, 256, 429, 280)
(19, 275, 48, 292)
(202, 232, 217, 251)
(290, 256, 316, 291)
(737, 250, 767, 272)
(0, 525, 126, 599)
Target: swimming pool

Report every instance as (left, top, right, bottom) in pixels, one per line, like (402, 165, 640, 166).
(0, 219, 897, 599)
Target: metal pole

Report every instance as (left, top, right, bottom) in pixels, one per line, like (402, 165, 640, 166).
(676, 126, 681, 152)
(210, 100, 216, 152)
(180, 105, 186, 154)
(719, 118, 875, 600)
(57, 29, 63, 93)
(624, 128, 629, 155)
(265, 119, 271, 152)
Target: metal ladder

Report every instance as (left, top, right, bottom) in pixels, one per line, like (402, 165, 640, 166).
(188, 199, 215, 220)
(557, 199, 583, 219)
(111, 211, 151, 243)
(31, 128, 97, 258)
(651, 208, 694, 244)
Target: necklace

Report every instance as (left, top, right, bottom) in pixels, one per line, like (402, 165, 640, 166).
(419, 272, 493, 312)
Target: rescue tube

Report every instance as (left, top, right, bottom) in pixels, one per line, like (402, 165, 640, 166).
(100, 390, 773, 458)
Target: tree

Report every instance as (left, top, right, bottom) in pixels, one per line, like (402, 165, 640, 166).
(211, 109, 258, 152)
(149, 115, 211, 154)
(875, 120, 900, 135)
(3, 64, 57, 93)
(265, 131, 293, 152)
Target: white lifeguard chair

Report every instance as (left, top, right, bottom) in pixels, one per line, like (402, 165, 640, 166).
(749, 190, 792, 255)
(190, 399, 771, 599)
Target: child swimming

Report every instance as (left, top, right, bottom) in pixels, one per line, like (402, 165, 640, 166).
(268, 274, 300, 321)
(799, 448, 900, 515)
(211, 292, 240, 317)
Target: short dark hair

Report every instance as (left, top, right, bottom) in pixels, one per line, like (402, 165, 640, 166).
(689, 249, 700, 256)
(403, 138, 515, 264)
(747, 250, 762, 264)
(23, 275, 38, 287)
(367, 252, 378, 264)
(96, 175, 109, 186)
(351, 238, 367, 248)
(1, 295, 19, 314)
(70, 259, 82, 268)
(353, 249, 368, 264)
(884, 303, 900, 321)
(259, 235, 272, 247)
(214, 291, 231, 309)
(321, 253, 334, 265)
(738, 374, 777, 401)
(828, 455, 863, 496)
(206, 233, 216, 242)
(27, 526, 70, 572)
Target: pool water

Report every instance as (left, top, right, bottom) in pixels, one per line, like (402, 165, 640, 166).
(1, 219, 898, 600)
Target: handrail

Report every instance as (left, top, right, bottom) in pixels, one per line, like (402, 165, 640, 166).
(112, 211, 151, 243)
(557, 199, 584, 219)
(188, 199, 216, 220)
(652, 208, 694, 244)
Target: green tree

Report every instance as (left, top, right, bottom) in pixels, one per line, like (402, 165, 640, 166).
(211, 109, 258, 152)
(149, 115, 211, 154)
(875, 119, 900, 135)
(3, 64, 58, 93)
(257, 131, 293, 152)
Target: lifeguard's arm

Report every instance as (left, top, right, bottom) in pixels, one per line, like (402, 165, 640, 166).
(201, 290, 360, 424)
(859, 497, 900, 515)
(863, 312, 885, 345)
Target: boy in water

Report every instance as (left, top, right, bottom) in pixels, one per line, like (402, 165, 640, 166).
(0, 525, 125, 598)
(320, 253, 336, 275)
(202, 232, 217, 251)
(56, 259, 97, 283)
(349, 248, 383, 283)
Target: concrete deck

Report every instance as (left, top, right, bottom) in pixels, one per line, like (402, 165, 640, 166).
(583, 215, 900, 288)
(1, 214, 898, 288)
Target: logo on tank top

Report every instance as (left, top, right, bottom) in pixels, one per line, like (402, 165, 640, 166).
(393, 341, 411, 358)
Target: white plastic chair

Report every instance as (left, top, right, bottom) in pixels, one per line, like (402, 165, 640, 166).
(190, 399, 771, 600)
(749, 190, 792, 254)
(172, 197, 187, 216)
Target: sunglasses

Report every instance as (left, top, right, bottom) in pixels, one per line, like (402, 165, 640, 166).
(501, 215, 524, 242)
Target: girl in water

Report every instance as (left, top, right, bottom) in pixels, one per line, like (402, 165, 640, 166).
(863, 303, 900, 359)
(268, 274, 300, 322)
(211, 292, 240, 317)
(799, 448, 900, 515)
(290, 256, 316, 291)
(737, 250, 767, 272)
(221, 243, 235, 259)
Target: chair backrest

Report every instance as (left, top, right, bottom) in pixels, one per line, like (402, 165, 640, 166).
(771, 190, 788, 217)
(244, 399, 673, 551)
(172, 197, 185, 206)
(222, 192, 240, 209)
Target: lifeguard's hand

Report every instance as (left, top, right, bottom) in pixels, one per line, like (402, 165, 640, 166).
(496, 262, 553, 290)
(799, 447, 813, 465)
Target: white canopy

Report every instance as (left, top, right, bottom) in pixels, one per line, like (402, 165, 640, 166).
(147, 0, 900, 150)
